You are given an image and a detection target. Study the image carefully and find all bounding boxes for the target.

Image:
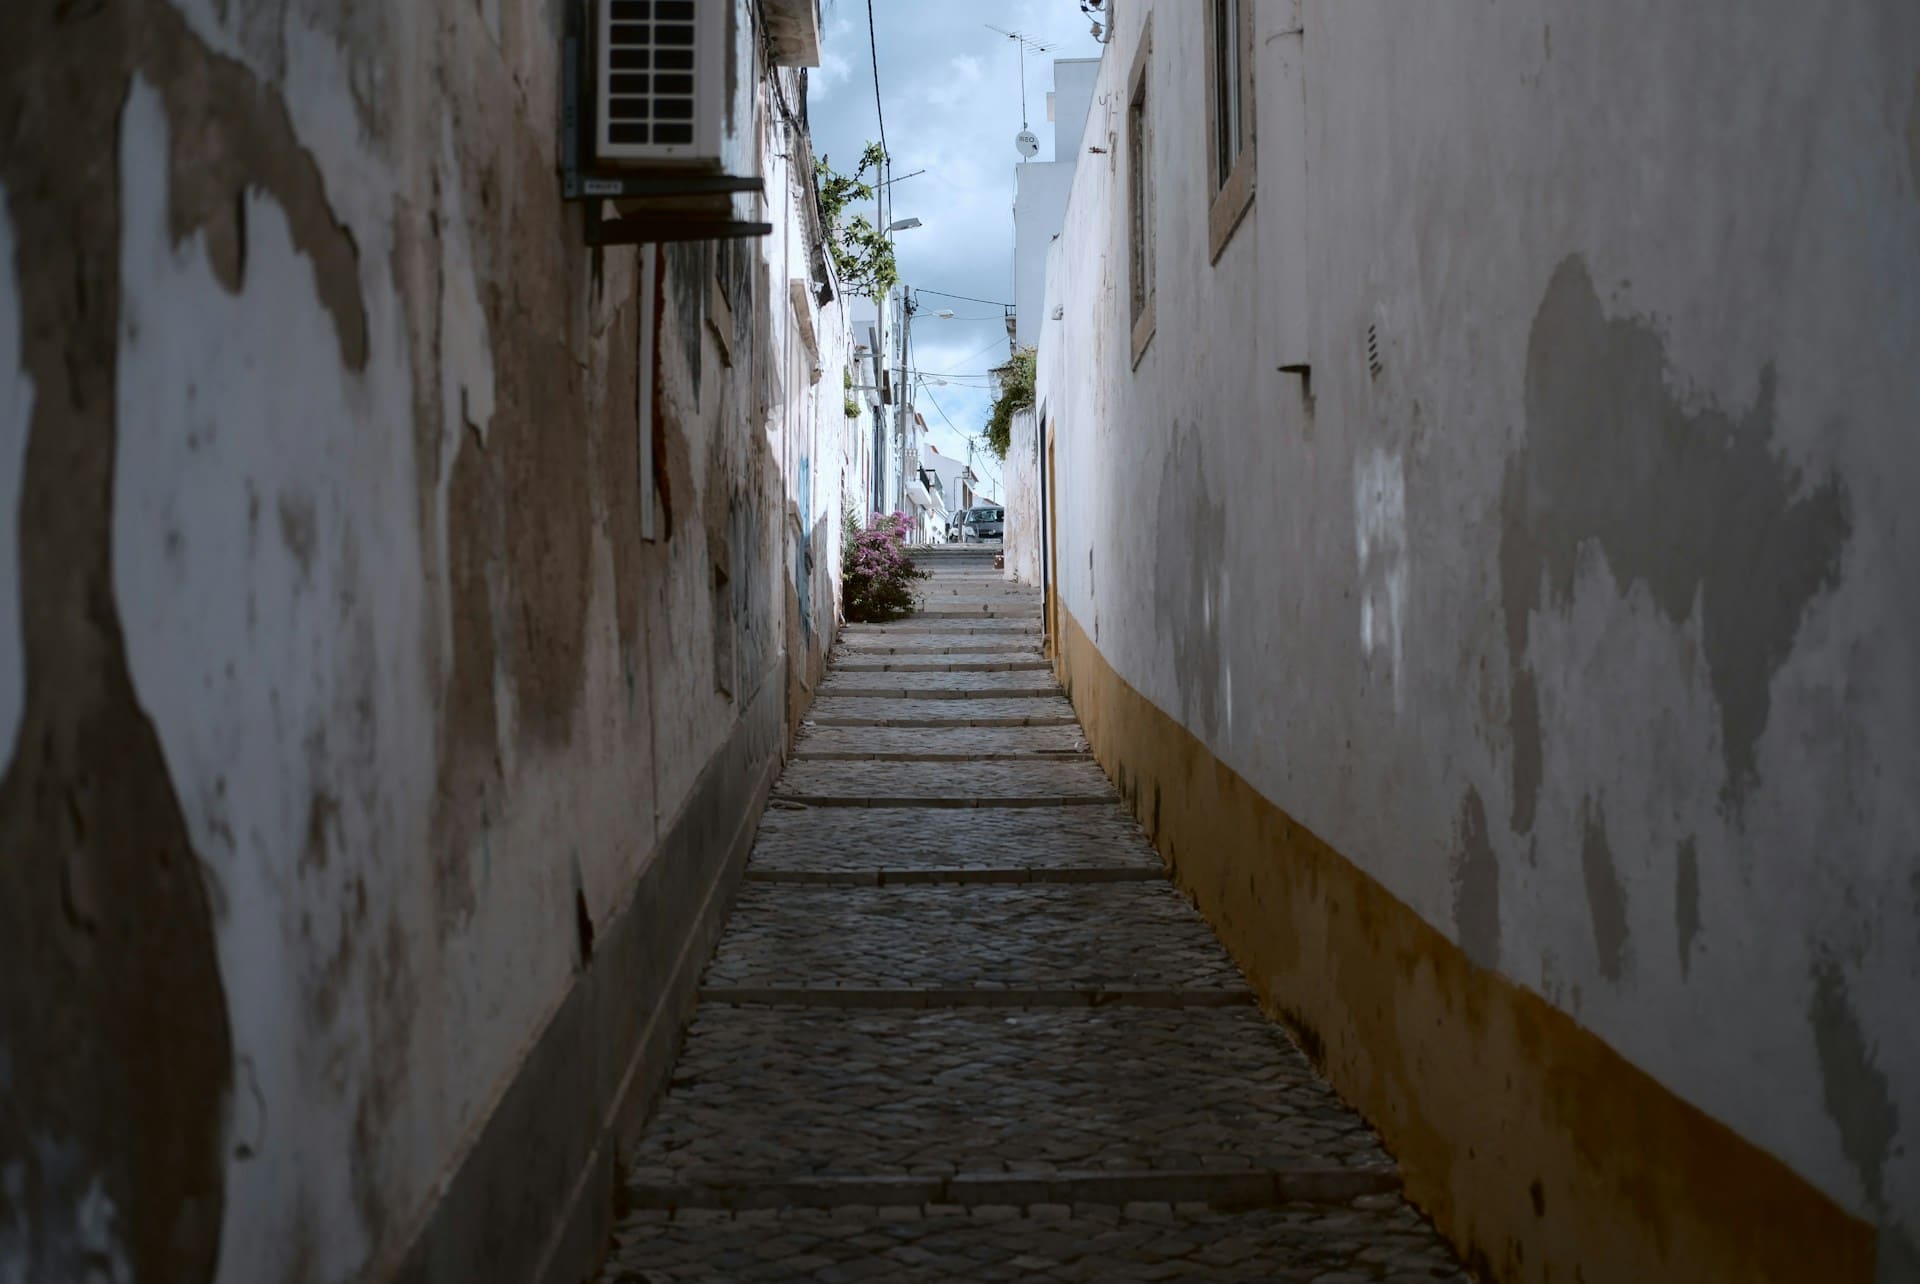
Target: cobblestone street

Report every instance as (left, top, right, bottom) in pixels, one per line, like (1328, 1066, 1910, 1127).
(601, 549, 1469, 1283)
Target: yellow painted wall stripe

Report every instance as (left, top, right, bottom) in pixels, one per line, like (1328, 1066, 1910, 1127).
(1052, 605, 1876, 1284)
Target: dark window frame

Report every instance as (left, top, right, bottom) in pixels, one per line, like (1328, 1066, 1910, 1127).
(1127, 20, 1156, 367)
(1204, 0, 1256, 262)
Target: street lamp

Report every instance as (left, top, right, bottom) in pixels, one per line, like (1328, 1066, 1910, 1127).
(887, 217, 923, 231)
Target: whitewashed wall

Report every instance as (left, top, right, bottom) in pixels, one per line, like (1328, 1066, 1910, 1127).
(1, 2, 849, 1280)
(1038, 0, 1919, 1262)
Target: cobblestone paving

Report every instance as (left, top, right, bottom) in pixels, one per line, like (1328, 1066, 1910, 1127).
(627, 1008, 1389, 1187)
(748, 806, 1160, 872)
(807, 695, 1077, 726)
(773, 759, 1115, 802)
(606, 1201, 1469, 1282)
(705, 884, 1242, 991)
(835, 648, 1042, 665)
(836, 634, 1041, 654)
(601, 559, 1468, 1282)
(819, 669, 1063, 695)
(844, 619, 1039, 635)
(793, 724, 1089, 759)
(830, 654, 1052, 672)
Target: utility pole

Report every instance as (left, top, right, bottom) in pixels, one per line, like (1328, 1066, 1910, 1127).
(897, 287, 915, 539)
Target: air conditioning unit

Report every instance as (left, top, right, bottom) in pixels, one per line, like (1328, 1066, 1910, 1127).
(595, 0, 726, 168)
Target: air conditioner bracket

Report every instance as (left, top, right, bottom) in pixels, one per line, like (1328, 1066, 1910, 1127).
(562, 12, 771, 244)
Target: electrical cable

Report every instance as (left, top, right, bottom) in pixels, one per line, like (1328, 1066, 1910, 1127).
(865, 0, 890, 229)
(919, 337, 1013, 372)
(912, 287, 1015, 307)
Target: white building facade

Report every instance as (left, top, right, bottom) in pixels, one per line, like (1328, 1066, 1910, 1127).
(1034, 1, 1919, 1280)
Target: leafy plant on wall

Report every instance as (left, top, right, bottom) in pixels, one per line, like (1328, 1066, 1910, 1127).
(984, 347, 1036, 460)
(815, 142, 899, 299)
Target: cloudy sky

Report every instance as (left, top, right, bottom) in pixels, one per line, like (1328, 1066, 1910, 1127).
(807, 0, 1104, 503)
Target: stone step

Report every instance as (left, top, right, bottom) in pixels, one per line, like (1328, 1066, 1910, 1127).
(844, 619, 1040, 634)
(620, 1167, 1395, 1216)
(747, 805, 1161, 875)
(793, 724, 1087, 759)
(807, 695, 1076, 727)
(831, 656, 1052, 672)
(604, 1197, 1468, 1283)
(622, 1006, 1395, 1190)
(745, 866, 1159, 886)
(772, 759, 1113, 805)
(836, 636, 1041, 654)
(702, 881, 1242, 994)
(822, 668, 1058, 689)
(817, 676, 1061, 699)
(918, 588, 1039, 598)
(698, 986, 1255, 1009)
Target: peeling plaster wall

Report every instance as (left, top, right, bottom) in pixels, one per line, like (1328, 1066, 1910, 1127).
(1003, 407, 1042, 584)
(0, 2, 851, 1281)
(1039, 0, 1920, 1275)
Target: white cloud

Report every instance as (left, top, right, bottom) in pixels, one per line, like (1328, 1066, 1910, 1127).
(810, 0, 1099, 500)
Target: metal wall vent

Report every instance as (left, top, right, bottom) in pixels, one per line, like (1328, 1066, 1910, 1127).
(596, 0, 725, 166)
(1366, 323, 1384, 379)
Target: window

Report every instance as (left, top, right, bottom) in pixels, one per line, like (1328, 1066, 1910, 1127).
(1205, 0, 1256, 261)
(1127, 21, 1155, 366)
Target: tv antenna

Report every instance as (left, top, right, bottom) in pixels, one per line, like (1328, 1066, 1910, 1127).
(985, 23, 1056, 155)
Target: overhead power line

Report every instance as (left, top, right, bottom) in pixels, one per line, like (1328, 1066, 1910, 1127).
(913, 287, 1014, 308)
(865, 0, 890, 225)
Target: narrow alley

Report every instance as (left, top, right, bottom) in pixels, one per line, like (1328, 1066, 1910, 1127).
(9, 2, 1917, 1278)
(599, 549, 1468, 1282)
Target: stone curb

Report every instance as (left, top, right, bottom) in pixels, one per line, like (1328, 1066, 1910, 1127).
(743, 866, 1162, 886)
(807, 715, 1080, 728)
(816, 686, 1062, 700)
(831, 660, 1053, 673)
(767, 794, 1118, 809)
(695, 986, 1257, 1009)
(843, 623, 1041, 635)
(623, 1166, 1400, 1213)
(836, 642, 1040, 654)
(790, 750, 1092, 762)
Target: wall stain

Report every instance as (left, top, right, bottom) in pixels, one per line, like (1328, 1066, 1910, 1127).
(1807, 952, 1898, 1214)
(1503, 255, 1850, 826)
(1675, 835, 1701, 979)
(278, 490, 318, 581)
(1579, 796, 1629, 982)
(1507, 669, 1543, 834)
(1450, 786, 1502, 971)
(1152, 425, 1227, 740)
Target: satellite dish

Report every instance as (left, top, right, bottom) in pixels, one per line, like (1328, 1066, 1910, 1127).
(1015, 129, 1040, 159)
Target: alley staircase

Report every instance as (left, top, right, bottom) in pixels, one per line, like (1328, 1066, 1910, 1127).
(599, 546, 1468, 1281)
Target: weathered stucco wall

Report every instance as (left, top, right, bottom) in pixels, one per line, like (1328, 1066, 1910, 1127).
(0, 3, 848, 1281)
(1038, 1, 1919, 1279)
(1003, 406, 1042, 584)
